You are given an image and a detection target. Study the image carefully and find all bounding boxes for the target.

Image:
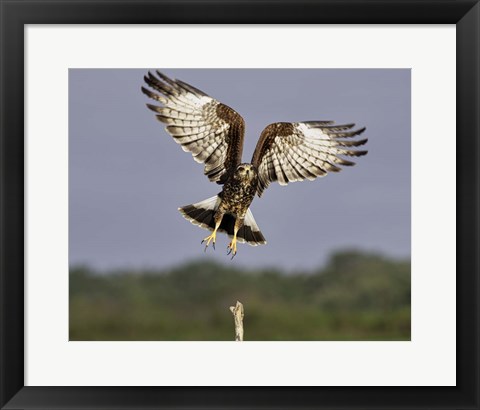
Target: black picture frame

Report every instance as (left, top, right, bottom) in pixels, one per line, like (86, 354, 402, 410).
(1, 1, 479, 409)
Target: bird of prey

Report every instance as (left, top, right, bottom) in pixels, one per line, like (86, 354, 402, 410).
(142, 71, 368, 258)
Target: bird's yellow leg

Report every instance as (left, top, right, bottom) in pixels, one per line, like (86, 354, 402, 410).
(201, 212, 223, 251)
(227, 219, 242, 259)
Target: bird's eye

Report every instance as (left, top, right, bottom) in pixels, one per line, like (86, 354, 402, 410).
(239, 166, 244, 171)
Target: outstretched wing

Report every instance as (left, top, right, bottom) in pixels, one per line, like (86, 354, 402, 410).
(251, 121, 368, 197)
(142, 71, 245, 184)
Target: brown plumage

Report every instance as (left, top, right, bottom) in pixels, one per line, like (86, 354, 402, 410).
(142, 70, 368, 257)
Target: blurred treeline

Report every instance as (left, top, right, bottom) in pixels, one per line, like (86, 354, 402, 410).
(70, 250, 410, 341)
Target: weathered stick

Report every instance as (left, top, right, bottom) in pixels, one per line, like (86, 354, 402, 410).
(229, 301, 244, 341)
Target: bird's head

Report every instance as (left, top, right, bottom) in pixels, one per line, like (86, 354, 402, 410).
(235, 163, 256, 182)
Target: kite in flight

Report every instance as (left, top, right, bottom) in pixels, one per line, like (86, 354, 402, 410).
(142, 71, 368, 258)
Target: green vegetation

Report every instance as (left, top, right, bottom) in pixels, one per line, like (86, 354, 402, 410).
(70, 250, 410, 341)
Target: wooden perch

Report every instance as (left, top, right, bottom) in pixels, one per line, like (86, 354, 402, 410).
(229, 301, 244, 341)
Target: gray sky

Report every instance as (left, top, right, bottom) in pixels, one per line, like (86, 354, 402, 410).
(69, 69, 410, 272)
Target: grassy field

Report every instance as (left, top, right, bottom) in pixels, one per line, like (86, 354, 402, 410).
(70, 250, 410, 341)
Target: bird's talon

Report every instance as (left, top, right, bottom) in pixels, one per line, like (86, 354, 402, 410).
(227, 239, 237, 258)
(202, 231, 216, 252)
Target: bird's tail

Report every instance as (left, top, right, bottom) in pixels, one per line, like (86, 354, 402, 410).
(178, 195, 267, 246)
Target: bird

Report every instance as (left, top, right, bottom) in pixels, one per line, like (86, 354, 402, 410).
(141, 70, 368, 258)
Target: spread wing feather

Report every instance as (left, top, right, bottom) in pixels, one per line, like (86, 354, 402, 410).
(142, 71, 245, 184)
(251, 122, 367, 197)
